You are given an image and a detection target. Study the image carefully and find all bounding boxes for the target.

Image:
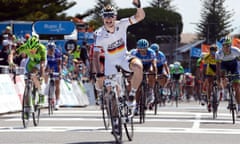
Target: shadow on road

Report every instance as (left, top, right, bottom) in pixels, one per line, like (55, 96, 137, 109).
(67, 141, 115, 144)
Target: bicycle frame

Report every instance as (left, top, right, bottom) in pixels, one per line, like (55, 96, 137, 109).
(105, 65, 134, 143)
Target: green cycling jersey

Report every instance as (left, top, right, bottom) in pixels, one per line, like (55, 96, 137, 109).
(17, 43, 47, 72)
(170, 65, 184, 75)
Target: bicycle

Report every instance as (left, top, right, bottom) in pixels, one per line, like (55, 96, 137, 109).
(211, 76, 219, 119)
(138, 72, 153, 123)
(154, 74, 167, 115)
(47, 70, 60, 116)
(106, 65, 134, 143)
(22, 72, 42, 128)
(225, 73, 239, 124)
(171, 78, 181, 107)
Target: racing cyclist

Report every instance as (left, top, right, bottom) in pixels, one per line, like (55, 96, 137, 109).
(150, 43, 170, 91)
(203, 44, 218, 112)
(170, 61, 184, 100)
(93, 0, 145, 134)
(8, 35, 47, 112)
(45, 42, 62, 110)
(131, 39, 157, 112)
(215, 36, 240, 117)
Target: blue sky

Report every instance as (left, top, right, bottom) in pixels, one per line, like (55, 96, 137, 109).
(65, 0, 240, 34)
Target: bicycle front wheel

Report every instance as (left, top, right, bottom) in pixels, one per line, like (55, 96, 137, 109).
(154, 83, 160, 115)
(175, 83, 180, 107)
(229, 87, 236, 124)
(48, 81, 55, 116)
(108, 93, 122, 143)
(139, 84, 146, 124)
(22, 85, 31, 128)
(212, 86, 218, 119)
(101, 93, 110, 130)
(123, 106, 134, 141)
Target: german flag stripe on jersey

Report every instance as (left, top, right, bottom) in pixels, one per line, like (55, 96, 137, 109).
(107, 44, 125, 54)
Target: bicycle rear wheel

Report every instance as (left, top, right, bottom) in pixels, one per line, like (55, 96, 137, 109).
(22, 85, 31, 128)
(32, 87, 41, 126)
(48, 81, 55, 116)
(108, 93, 122, 143)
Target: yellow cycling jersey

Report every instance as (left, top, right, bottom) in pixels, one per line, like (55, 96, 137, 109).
(203, 54, 217, 76)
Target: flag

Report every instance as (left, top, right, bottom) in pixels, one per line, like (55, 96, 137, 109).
(216, 41, 222, 50)
(190, 47, 201, 58)
(201, 44, 210, 53)
(232, 37, 240, 48)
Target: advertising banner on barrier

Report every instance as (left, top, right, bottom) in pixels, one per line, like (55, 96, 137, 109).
(0, 74, 22, 113)
(59, 80, 89, 107)
(0, 74, 92, 114)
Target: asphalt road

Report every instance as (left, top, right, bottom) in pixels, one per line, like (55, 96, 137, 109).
(0, 100, 240, 144)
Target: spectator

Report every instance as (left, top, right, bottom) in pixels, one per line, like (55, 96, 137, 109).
(0, 40, 11, 66)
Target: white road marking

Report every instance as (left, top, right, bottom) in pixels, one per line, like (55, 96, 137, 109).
(192, 113, 201, 129)
(0, 126, 240, 134)
(1, 108, 240, 134)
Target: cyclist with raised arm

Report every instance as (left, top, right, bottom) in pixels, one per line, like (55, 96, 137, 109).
(93, 0, 145, 134)
(215, 36, 240, 117)
(203, 44, 218, 112)
(8, 35, 47, 111)
(131, 39, 157, 111)
(46, 42, 62, 110)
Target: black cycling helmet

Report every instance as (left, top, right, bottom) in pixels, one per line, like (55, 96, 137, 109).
(101, 4, 117, 17)
(209, 44, 218, 51)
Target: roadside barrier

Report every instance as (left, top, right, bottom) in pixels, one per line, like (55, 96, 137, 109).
(0, 74, 95, 114)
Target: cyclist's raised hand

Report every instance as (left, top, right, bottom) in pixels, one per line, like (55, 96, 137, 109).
(132, 0, 141, 8)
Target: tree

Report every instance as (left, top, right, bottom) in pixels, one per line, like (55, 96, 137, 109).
(0, 0, 76, 21)
(118, 7, 183, 49)
(196, 0, 234, 44)
(149, 0, 175, 11)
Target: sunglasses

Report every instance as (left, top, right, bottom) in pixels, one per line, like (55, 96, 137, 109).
(223, 44, 230, 48)
(138, 48, 147, 51)
(103, 12, 115, 18)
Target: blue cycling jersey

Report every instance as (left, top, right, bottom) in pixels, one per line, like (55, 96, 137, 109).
(132, 48, 156, 67)
(156, 51, 167, 67)
(47, 48, 62, 72)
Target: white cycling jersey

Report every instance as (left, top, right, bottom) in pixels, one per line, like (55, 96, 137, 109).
(215, 46, 240, 61)
(94, 18, 134, 76)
